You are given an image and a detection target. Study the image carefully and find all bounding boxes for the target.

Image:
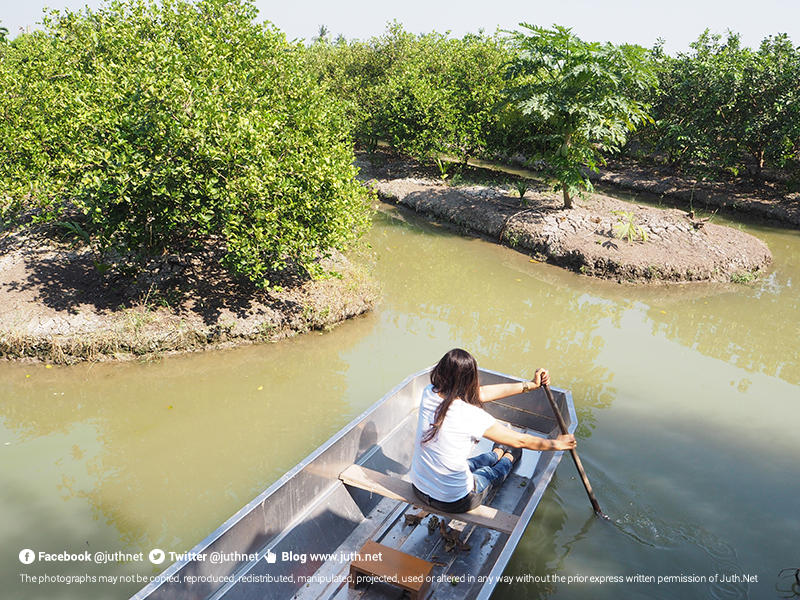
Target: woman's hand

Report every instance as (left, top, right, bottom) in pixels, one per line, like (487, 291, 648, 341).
(553, 434, 576, 451)
(532, 368, 550, 388)
(485, 426, 577, 452)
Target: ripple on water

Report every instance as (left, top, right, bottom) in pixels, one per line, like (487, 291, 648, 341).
(605, 486, 750, 598)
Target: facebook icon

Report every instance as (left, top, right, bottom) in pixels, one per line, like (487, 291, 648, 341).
(19, 549, 35, 564)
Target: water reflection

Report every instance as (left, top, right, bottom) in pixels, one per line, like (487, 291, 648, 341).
(372, 205, 800, 409)
(590, 192, 800, 388)
(0, 318, 379, 581)
(494, 480, 571, 599)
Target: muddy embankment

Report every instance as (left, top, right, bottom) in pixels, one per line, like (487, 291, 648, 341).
(359, 154, 773, 285)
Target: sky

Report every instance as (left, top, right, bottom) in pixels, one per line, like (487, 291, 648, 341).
(2, 0, 800, 55)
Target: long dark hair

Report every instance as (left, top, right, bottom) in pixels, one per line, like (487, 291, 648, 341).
(421, 349, 482, 443)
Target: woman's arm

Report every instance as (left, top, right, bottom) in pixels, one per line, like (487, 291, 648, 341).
(479, 368, 550, 403)
(483, 422, 576, 452)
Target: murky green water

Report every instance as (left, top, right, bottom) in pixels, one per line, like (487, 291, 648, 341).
(2, 205, 799, 599)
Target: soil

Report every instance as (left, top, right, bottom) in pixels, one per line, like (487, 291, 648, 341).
(358, 152, 776, 284)
(0, 223, 376, 364)
(591, 158, 800, 228)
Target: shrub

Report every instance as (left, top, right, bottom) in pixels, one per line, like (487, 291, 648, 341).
(611, 210, 648, 243)
(0, 0, 371, 286)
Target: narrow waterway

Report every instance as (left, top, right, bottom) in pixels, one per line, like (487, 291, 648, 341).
(2, 204, 799, 599)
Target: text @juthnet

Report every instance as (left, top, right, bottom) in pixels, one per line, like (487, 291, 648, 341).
(19, 549, 169, 565)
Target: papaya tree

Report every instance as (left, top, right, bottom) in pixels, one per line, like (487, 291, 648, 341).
(504, 24, 656, 208)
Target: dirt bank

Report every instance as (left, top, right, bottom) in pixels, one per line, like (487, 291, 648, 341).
(0, 223, 376, 364)
(359, 153, 773, 284)
(591, 158, 800, 228)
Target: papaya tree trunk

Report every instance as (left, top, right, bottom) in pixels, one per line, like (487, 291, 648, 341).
(561, 132, 573, 209)
(562, 184, 573, 209)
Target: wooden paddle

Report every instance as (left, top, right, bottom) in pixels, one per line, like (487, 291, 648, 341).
(542, 384, 607, 519)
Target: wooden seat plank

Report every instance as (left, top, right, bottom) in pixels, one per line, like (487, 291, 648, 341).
(339, 464, 519, 535)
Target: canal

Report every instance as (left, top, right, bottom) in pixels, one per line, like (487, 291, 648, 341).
(2, 203, 799, 599)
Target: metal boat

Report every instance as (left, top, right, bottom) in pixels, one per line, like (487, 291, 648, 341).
(132, 367, 576, 600)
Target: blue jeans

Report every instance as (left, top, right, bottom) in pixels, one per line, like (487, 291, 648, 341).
(469, 450, 514, 494)
(412, 451, 514, 513)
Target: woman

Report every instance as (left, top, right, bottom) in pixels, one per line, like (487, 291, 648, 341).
(410, 348, 577, 513)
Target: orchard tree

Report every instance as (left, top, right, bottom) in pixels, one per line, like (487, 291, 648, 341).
(504, 24, 656, 208)
(753, 35, 800, 179)
(651, 31, 800, 182)
(731, 34, 800, 182)
(0, 0, 371, 286)
(308, 23, 513, 162)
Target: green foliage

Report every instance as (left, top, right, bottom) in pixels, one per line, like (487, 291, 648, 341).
(504, 24, 657, 208)
(647, 31, 800, 182)
(730, 271, 757, 284)
(59, 221, 92, 246)
(306, 23, 515, 162)
(514, 179, 529, 201)
(434, 157, 450, 183)
(0, 21, 9, 44)
(611, 210, 648, 243)
(0, 0, 371, 286)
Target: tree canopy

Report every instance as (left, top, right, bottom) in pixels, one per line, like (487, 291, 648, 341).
(0, 0, 371, 286)
(503, 24, 656, 208)
(307, 23, 513, 163)
(650, 31, 800, 182)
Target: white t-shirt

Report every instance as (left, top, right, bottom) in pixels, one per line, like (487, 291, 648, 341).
(410, 384, 496, 502)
